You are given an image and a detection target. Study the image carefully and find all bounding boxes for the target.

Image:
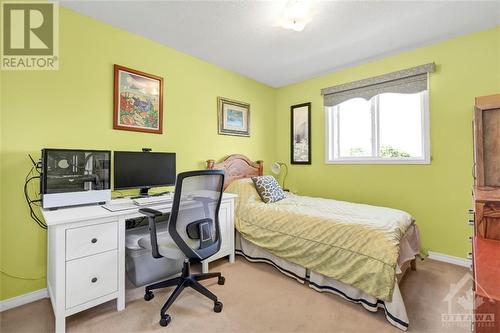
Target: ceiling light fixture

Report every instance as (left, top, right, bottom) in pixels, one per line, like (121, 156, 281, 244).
(276, 0, 313, 32)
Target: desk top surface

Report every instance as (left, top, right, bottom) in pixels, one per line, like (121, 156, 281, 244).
(41, 193, 237, 226)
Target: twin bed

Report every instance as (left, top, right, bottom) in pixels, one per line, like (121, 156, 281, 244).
(207, 154, 421, 331)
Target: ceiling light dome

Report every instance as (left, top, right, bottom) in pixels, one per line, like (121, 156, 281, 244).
(276, 0, 313, 32)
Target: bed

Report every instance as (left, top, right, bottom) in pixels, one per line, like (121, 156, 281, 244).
(207, 154, 421, 331)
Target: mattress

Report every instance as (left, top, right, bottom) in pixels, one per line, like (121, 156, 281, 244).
(226, 178, 415, 301)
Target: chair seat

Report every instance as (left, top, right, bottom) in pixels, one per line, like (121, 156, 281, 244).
(138, 234, 185, 259)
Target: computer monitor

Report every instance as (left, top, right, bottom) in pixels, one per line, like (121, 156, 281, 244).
(114, 151, 176, 196)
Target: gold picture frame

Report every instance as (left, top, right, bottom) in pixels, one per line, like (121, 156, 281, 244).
(217, 97, 250, 137)
(113, 65, 164, 134)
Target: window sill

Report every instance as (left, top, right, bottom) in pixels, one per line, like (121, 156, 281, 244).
(325, 157, 430, 165)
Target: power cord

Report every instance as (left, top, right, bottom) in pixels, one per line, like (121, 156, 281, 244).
(24, 156, 47, 229)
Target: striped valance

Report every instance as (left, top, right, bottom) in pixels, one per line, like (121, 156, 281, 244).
(321, 63, 436, 107)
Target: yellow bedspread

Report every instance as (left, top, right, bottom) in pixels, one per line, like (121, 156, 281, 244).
(226, 178, 414, 301)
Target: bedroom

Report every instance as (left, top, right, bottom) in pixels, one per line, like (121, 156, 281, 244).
(0, 1, 499, 332)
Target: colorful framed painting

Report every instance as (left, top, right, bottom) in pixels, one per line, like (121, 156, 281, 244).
(291, 102, 311, 164)
(217, 97, 250, 137)
(113, 65, 164, 134)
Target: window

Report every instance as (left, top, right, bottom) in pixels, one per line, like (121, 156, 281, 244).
(322, 64, 433, 164)
(326, 91, 429, 163)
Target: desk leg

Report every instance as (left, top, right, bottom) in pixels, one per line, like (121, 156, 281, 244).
(229, 253, 235, 264)
(117, 220, 126, 311)
(52, 226, 66, 333)
(55, 315, 65, 333)
(117, 294, 125, 311)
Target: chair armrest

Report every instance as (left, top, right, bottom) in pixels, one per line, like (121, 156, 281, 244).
(138, 207, 163, 218)
(138, 208, 170, 259)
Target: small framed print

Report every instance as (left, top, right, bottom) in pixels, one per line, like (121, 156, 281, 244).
(217, 97, 250, 137)
(291, 102, 311, 164)
(113, 64, 163, 134)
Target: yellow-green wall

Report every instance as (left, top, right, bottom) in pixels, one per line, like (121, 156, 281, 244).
(275, 26, 500, 258)
(1, 5, 498, 301)
(0, 8, 276, 300)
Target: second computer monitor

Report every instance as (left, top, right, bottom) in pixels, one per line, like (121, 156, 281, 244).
(114, 151, 176, 196)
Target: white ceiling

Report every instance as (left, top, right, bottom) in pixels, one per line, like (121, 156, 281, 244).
(61, 1, 500, 87)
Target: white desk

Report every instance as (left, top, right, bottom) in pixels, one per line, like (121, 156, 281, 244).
(41, 193, 236, 333)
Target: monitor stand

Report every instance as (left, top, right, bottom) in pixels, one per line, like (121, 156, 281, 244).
(131, 187, 151, 199)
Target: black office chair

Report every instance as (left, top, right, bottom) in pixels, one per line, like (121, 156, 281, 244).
(138, 170, 225, 327)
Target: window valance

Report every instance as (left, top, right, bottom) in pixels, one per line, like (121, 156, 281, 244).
(321, 63, 435, 107)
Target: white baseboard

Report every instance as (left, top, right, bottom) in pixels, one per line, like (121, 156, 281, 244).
(0, 252, 470, 312)
(0, 288, 48, 312)
(427, 251, 472, 267)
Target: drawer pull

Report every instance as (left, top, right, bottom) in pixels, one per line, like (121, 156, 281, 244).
(468, 219, 474, 226)
(91, 277, 98, 283)
(91, 238, 98, 244)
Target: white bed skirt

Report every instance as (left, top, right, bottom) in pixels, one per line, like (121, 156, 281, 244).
(235, 224, 421, 331)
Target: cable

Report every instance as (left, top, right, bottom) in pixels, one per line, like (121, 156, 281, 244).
(24, 164, 47, 229)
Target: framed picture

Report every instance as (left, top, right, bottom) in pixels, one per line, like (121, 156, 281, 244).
(217, 97, 250, 137)
(291, 102, 311, 164)
(113, 64, 164, 134)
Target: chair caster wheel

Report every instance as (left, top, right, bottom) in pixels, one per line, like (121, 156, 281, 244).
(214, 301, 223, 313)
(159, 314, 171, 327)
(144, 291, 154, 301)
(218, 276, 225, 285)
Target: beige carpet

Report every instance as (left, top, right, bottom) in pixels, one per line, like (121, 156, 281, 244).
(0, 257, 471, 333)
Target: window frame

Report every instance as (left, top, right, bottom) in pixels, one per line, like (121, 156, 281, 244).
(325, 90, 430, 165)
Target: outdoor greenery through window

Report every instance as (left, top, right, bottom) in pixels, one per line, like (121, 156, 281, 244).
(326, 91, 430, 164)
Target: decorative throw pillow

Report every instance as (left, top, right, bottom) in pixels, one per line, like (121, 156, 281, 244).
(251, 176, 286, 203)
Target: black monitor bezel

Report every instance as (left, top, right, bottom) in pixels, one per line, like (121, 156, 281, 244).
(113, 151, 176, 191)
(41, 148, 112, 195)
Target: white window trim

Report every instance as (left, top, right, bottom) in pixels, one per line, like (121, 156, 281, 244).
(324, 90, 430, 165)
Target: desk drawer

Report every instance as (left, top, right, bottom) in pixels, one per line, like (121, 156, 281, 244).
(66, 250, 118, 309)
(66, 222, 118, 260)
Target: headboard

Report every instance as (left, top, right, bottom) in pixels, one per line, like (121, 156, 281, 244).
(206, 154, 263, 190)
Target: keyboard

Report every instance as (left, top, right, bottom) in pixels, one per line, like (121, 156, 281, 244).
(133, 195, 173, 206)
(102, 202, 137, 212)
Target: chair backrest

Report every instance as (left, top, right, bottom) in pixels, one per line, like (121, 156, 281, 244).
(168, 170, 225, 261)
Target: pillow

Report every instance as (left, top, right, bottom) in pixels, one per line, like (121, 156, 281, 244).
(251, 176, 286, 203)
(225, 178, 262, 204)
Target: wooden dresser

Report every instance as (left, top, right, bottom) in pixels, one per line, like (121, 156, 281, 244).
(472, 94, 500, 333)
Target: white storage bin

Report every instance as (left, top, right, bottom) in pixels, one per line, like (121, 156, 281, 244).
(125, 247, 183, 286)
(125, 221, 183, 286)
